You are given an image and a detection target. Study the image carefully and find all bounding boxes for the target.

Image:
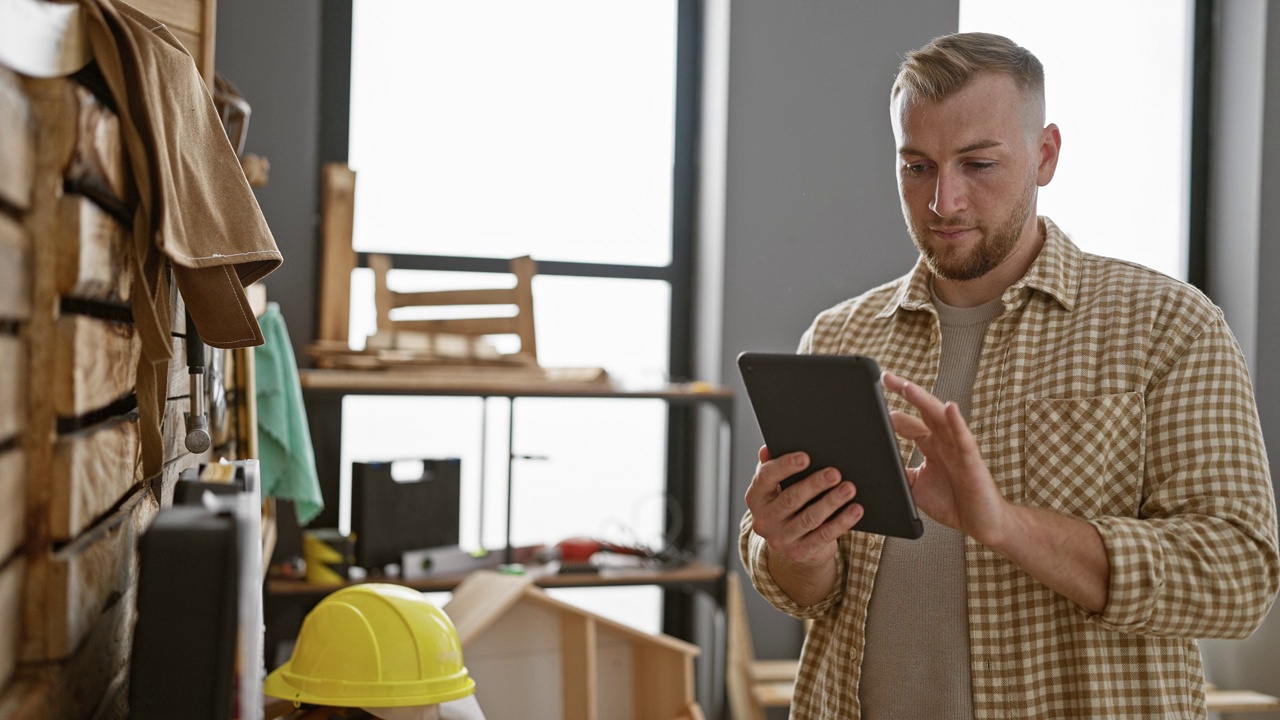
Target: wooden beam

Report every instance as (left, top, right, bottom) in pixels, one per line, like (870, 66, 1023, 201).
(0, 67, 34, 214)
(511, 255, 537, 360)
(0, 449, 23, 563)
(317, 164, 356, 345)
(23, 486, 156, 662)
(392, 287, 518, 309)
(0, 556, 23, 693)
(561, 614, 597, 720)
(53, 314, 139, 419)
(50, 415, 143, 542)
(0, 216, 31, 322)
(0, 335, 25, 444)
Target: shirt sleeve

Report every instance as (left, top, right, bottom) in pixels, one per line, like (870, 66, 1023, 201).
(1088, 312, 1280, 638)
(739, 511, 848, 619)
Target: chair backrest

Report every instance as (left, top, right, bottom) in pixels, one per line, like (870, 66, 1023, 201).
(367, 253, 538, 365)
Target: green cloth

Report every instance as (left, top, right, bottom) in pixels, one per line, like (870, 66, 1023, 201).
(255, 302, 323, 524)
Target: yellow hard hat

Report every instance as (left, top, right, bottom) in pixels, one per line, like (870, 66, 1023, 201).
(264, 583, 476, 707)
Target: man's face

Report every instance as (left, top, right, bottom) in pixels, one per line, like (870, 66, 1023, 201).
(891, 73, 1048, 283)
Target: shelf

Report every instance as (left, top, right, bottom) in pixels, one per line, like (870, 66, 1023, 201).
(267, 559, 724, 596)
(299, 367, 734, 405)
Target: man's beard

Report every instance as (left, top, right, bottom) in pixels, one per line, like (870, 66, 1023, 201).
(906, 180, 1037, 282)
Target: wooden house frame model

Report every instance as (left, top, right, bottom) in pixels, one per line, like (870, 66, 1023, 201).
(444, 571, 704, 720)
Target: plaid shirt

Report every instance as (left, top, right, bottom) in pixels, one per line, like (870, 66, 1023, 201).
(740, 218, 1280, 719)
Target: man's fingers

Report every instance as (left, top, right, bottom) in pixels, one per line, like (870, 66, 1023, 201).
(890, 410, 930, 440)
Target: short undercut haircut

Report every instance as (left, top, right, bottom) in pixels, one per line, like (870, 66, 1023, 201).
(892, 32, 1044, 109)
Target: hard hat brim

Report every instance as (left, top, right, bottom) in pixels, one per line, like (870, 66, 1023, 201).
(263, 661, 477, 708)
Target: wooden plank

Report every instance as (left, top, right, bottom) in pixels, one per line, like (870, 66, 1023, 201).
(23, 487, 157, 662)
(53, 315, 138, 419)
(19, 75, 78, 686)
(317, 164, 356, 344)
(45, 587, 135, 720)
(122, 0, 203, 34)
(0, 335, 25, 443)
(167, 266, 185, 335)
(54, 196, 130, 303)
(633, 643, 694, 720)
(388, 316, 521, 338)
(124, 0, 216, 88)
(445, 571, 536, 647)
(0, 216, 31, 321)
(198, 0, 217, 91)
(235, 346, 258, 459)
(166, 335, 190, 403)
(50, 416, 143, 543)
(0, 677, 51, 720)
(561, 614, 597, 720)
(511, 255, 537, 360)
(0, 67, 34, 214)
(0, 557, 23, 694)
(370, 253, 393, 334)
(392, 287, 517, 309)
(210, 346, 235, 451)
(151, 450, 204, 511)
(69, 85, 127, 206)
(1206, 689, 1280, 712)
(0, 449, 24, 564)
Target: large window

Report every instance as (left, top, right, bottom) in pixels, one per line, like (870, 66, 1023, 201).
(336, 0, 689, 634)
(959, 0, 1194, 280)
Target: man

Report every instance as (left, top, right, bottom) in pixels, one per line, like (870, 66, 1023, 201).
(740, 31, 1280, 719)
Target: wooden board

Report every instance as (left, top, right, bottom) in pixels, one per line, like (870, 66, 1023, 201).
(71, 86, 127, 202)
(0, 677, 51, 720)
(50, 415, 142, 542)
(22, 486, 157, 662)
(1205, 689, 1280, 712)
(54, 196, 130, 304)
(126, 0, 216, 89)
(0, 557, 23, 695)
(317, 164, 356, 345)
(0, 449, 23, 564)
(53, 314, 138, 420)
(151, 450, 204, 510)
(0, 216, 31, 321)
(45, 587, 135, 720)
(0, 67, 33, 214)
(0, 335, 25, 444)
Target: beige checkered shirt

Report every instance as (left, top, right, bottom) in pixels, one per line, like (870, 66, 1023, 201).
(740, 218, 1280, 719)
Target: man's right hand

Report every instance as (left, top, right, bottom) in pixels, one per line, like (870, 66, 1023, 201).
(745, 445, 864, 606)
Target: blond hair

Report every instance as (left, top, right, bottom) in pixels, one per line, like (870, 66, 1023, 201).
(891, 32, 1044, 107)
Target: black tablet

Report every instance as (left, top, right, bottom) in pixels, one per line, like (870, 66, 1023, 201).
(737, 352, 924, 540)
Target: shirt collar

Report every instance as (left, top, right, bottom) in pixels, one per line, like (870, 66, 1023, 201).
(876, 216, 1079, 318)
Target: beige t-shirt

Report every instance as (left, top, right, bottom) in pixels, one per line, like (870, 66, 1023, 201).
(857, 291, 1003, 719)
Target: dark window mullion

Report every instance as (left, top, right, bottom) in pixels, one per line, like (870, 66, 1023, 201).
(356, 252, 677, 283)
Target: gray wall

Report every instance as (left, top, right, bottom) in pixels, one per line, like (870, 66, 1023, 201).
(215, 0, 322, 363)
(1201, 1, 1280, 715)
(716, 0, 956, 661)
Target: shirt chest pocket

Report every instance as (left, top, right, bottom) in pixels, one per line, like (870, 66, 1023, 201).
(1022, 392, 1145, 518)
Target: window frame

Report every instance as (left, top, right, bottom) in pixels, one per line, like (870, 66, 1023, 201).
(316, 0, 703, 638)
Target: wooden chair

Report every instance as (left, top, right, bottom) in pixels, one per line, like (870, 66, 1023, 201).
(727, 571, 800, 720)
(365, 252, 538, 366)
(310, 163, 542, 370)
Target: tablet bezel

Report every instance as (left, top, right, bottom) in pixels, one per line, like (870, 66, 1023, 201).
(737, 352, 924, 540)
